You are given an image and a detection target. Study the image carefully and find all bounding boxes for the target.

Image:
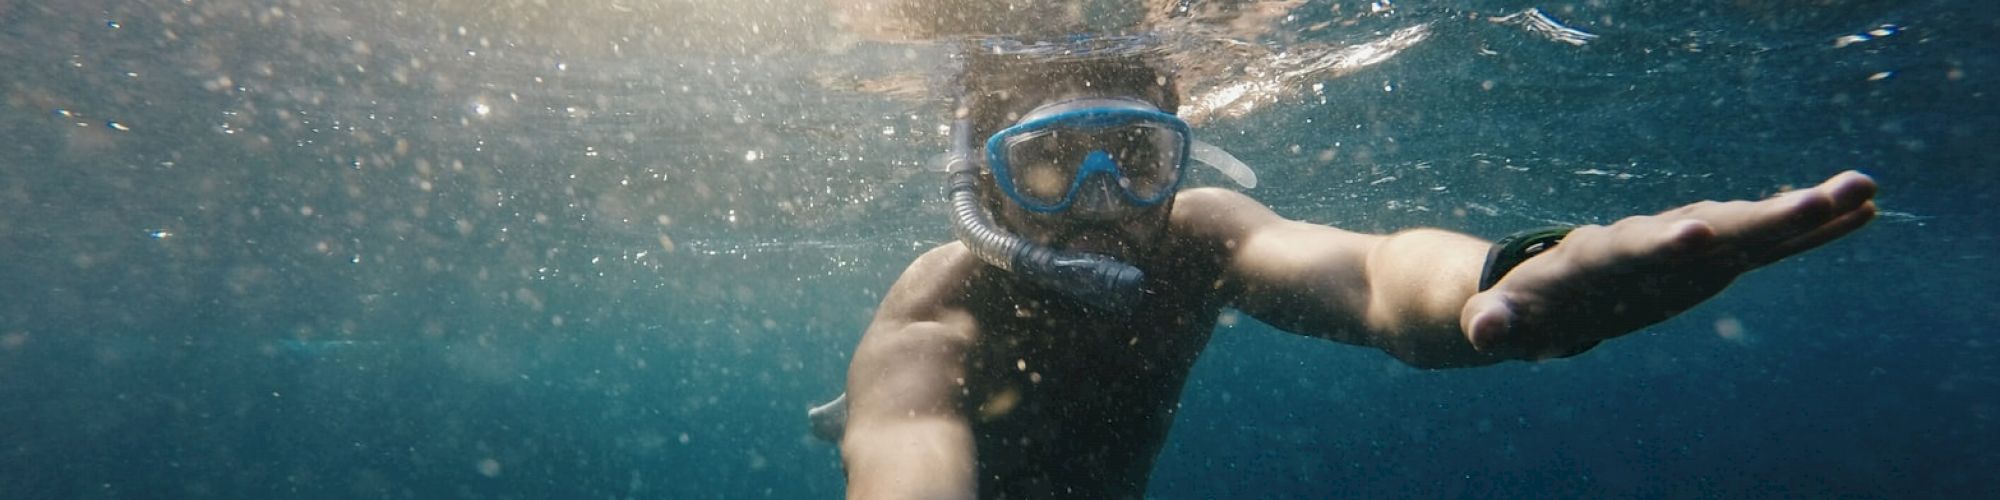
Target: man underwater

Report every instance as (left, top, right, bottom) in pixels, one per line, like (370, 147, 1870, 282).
(813, 34, 1880, 500)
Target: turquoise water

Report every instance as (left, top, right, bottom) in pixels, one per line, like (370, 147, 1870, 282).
(2, 0, 1994, 498)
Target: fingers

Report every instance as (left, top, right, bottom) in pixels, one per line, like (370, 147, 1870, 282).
(1753, 200, 1877, 266)
(1460, 291, 1516, 352)
(1761, 171, 1877, 237)
(1758, 183, 1840, 240)
(1461, 291, 1599, 359)
(1736, 172, 1878, 266)
(1821, 170, 1879, 213)
(1693, 171, 1875, 257)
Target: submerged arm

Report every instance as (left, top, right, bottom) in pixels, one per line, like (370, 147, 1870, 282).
(1174, 171, 1878, 369)
(840, 249, 979, 500)
(1175, 188, 1501, 368)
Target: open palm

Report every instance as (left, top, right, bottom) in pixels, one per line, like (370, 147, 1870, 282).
(1460, 171, 1880, 359)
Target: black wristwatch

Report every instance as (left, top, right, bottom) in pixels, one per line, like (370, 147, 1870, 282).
(1478, 226, 1575, 291)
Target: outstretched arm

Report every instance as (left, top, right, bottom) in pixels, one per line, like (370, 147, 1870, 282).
(1174, 188, 1504, 368)
(840, 249, 979, 500)
(1176, 171, 1878, 368)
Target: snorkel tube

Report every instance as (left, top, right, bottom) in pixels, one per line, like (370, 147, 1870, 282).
(945, 118, 1146, 312)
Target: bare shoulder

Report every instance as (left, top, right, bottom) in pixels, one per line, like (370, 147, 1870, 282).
(1170, 187, 1288, 243)
(849, 242, 980, 394)
(872, 242, 981, 329)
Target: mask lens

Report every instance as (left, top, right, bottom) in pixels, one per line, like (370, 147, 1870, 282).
(1106, 125, 1183, 202)
(1003, 130, 1088, 206)
(991, 106, 1190, 211)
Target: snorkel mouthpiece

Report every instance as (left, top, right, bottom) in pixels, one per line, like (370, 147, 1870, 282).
(1013, 247, 1145, 311)
(944, 118, 1147, 312)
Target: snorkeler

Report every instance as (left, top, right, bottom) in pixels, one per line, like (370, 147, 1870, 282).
(815, 19, 1879, 500)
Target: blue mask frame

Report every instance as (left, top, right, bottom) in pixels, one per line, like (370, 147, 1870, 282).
(985, 106, 1192, 213)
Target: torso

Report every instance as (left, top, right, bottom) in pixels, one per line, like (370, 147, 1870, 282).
(946, 232, 1231, 499)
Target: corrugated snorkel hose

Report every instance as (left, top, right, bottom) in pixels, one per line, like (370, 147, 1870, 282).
(944, 118, 1144, 311)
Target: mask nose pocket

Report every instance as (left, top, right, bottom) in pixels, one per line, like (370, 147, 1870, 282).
(1071, 152, 1125, 214)
(1080, 150, 1119, 176)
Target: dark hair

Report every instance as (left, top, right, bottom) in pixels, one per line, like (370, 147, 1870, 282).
(955, 51, 1180, 141)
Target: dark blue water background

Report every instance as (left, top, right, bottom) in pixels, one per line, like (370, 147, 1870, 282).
(1, 0, 1994, 498)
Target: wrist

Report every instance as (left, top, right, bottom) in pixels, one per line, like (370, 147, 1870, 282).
(1478, 226, 1574, 291)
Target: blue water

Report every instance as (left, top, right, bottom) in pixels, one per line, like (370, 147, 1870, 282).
(1, 0, 1994, 498)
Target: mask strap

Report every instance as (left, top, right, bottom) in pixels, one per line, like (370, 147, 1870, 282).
(1190, 139, 1258, 189)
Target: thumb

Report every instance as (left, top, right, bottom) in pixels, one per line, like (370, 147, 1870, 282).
(1461, 291, 1517, 352)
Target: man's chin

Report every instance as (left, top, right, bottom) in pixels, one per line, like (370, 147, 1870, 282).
(1005, 208, 1167, 261)
(1050, 232, 1142, 260)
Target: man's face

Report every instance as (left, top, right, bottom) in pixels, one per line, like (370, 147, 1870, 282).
(990, 190, 1175, 264)
(977, 94, 1186, 263)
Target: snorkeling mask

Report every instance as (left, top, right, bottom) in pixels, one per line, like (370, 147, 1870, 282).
(943, 95, 1255, 313)
(986, 98, 1190, 214)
